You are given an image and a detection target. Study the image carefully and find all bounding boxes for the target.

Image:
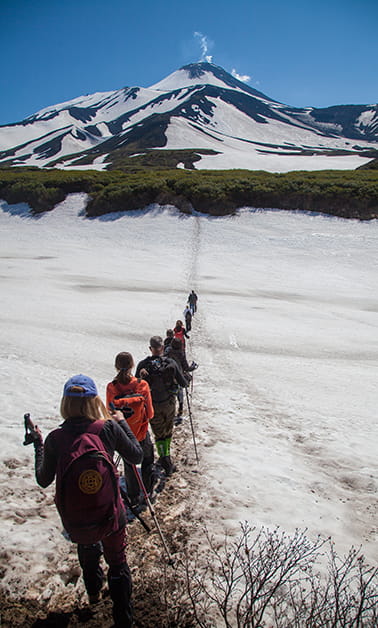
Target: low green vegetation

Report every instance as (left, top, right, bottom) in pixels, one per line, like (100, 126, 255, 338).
(0, 166, 377, 219)
(106, 148, 220, 171)
(358, 157, 378, 170)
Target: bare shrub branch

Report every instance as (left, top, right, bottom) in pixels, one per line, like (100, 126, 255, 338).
(177, 524, 378, 627)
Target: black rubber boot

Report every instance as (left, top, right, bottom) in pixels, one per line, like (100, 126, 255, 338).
(159, 455, 177, 477)
(108, 563, 133, 628)
(77, 542, 104, 602)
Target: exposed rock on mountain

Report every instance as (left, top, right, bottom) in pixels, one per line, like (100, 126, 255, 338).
(0, 63, 377, 172)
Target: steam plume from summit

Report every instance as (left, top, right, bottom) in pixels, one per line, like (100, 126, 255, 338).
(194, 31, 213, 63)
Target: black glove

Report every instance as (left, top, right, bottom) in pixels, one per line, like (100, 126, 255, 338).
(23, 414, 43, 446)
(25, 430, 42, 446)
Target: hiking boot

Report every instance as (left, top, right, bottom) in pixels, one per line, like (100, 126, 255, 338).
(159, 456, 177, 477)
(169, 460, 177, 475)
(174, 415, 183, 426)
(147, 469, 162, 502)
(88, 592, 101, 604)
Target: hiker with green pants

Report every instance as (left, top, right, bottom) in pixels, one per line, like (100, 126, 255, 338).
(136, 336, 187, 476)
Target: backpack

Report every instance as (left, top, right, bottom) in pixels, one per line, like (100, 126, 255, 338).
(53, 420, 124, 544)
(111, 383, 149, 442)
(145, 357, 178, 403)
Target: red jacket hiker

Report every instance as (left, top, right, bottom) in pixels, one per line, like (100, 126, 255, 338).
(173, 320, 189, 350)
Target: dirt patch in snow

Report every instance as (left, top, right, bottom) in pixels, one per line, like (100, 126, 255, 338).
(0, 420, 206, 627)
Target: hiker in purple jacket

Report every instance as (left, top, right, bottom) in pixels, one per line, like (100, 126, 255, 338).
(33, 374, 142, 628)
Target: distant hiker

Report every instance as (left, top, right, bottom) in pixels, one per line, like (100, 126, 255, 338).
(183, 304, 192, 332)
(106, 352, 156, 509)
(163, 329, 174, 350)
(165, 337, 196, 421)
(135, 336, 188, 476)
(173, 319, 189, 351)
(32, 374, 142, 628)
(188, 290, 198, 315)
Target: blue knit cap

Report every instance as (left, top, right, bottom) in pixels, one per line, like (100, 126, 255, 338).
(63, 374, 98, 397)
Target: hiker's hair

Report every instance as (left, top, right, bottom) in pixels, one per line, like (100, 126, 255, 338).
(166, 329, 174, 337)
(114, 351, 134, 385)
(60, 395, 111, 422)
(175, 320, 183, 328)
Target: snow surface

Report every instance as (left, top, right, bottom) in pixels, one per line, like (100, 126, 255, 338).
(356, 109, 378, 131)
(1, 65, 377, 171)
(150, 68, 243, 92)
(0, 86, 161, 153)
(163, 117, 373, 172)
(0, 194, 377, 604)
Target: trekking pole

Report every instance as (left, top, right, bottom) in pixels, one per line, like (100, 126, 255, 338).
(119, 486, 151, 533)
(23, 413, 39, 445)
(113, 452, 152, 534)
(132, 465, 175, 566)
(185, 387, 199, 465)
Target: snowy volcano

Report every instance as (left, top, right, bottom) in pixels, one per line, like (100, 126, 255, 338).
(0, 62, 377, 171)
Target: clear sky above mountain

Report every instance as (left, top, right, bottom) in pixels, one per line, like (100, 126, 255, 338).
(0, 0, 377, 125)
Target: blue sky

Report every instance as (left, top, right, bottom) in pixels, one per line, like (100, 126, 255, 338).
(0, 0, 377, 125)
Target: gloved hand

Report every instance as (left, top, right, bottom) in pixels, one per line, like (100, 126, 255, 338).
(30, 425, 43, 447)
(110, 406, 134, 421)
(23, 414, 43, 446)
(110, 409, 126, 423)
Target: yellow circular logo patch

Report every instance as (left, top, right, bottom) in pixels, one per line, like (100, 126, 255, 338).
(78, 470, 103, 494)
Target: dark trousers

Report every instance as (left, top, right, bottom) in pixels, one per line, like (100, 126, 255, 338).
(150, 397, 176, 441)
(78, 525, 133, 627)
(124, 431, 154, 501)
(177, 386, 184, 406)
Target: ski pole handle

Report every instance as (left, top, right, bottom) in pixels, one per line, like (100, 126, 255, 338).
(23, 413, 39, 446)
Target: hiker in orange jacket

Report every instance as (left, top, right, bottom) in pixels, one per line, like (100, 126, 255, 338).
(107, 352, 155, 508)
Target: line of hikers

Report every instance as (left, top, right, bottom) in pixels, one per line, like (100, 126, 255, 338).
(29, 290, 199, 627)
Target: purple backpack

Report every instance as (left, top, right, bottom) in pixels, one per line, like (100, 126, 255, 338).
(52, 420, 124, 544)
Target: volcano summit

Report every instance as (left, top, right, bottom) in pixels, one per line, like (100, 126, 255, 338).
(0, 62, 377, 172)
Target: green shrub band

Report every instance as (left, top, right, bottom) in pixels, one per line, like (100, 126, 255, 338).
(0, 166, 377, 219)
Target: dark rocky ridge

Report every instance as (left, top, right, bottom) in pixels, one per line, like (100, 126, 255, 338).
(0, 63, 377, 170)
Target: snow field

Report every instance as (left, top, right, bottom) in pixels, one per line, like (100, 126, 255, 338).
(190, 210, 378, 560)
(0, 195, 377, 606)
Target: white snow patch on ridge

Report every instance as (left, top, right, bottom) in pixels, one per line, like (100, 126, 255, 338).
(150, 68, 243, 92)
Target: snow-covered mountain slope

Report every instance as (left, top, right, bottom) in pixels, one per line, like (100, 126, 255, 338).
(0, 62, 377, 172)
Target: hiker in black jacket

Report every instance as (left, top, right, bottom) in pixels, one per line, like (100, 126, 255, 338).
(33, 374, 142, 628)
(136, 336, 187, 476)
(163, 329, 174, 350)
(183, 304, 192, 332)
(165, 338, 196, 420)
(188, 290, 198, 314)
